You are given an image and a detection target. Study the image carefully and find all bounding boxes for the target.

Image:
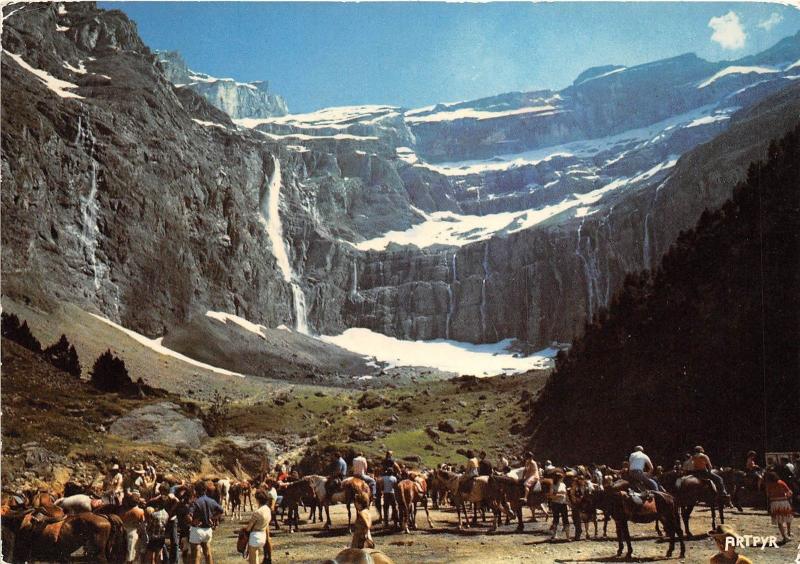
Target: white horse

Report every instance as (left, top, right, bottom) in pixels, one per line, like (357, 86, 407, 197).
(217, 478, 231, 512)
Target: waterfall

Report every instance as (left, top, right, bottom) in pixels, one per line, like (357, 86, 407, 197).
(351, 259, 358, 297)
(260, 156, 309, 334)
(75, 116, 106, 291)
(575, 218, 601, 318)
(480, 242, 489, 340)
(445, 252, 457, 340)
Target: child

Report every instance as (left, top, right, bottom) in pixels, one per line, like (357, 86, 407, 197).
(548, 473, 570, 541)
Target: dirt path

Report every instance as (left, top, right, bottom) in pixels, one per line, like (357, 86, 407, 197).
(209, 504, 797, 563)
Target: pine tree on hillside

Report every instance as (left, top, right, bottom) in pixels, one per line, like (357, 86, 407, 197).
(90, 349, 132, 392)
(529, 124, 800, 464)
(43, 334, 82, 377)
(2, 313, 42, 353)
(1, 312, 20, 338)
(1, 312, 43, 353)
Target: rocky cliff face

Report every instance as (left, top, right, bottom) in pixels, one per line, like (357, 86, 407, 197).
(157, 50, 289, 118)
(0, 2, 352, 338)
(3, 2, 799, 353)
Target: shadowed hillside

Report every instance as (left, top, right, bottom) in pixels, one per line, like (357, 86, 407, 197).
(527, 125, 800, 466)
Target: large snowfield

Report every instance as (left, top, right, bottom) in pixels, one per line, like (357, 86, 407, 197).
(320, 327, 558, 376)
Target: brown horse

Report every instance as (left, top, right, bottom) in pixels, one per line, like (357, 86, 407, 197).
(585, 483, 685, 560)
(274, 478, 316, 532)
(306, 476, 371, 531)
(431, 469, 496, 530)
(396, 475, 434, 534)
(4, 510, 125, 563)
(487, 475, 525, 531)
(670, 474, 726, 537)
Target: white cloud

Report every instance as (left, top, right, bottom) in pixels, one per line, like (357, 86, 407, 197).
(758, 12, 783, 31)
(709, 11, 747, 50)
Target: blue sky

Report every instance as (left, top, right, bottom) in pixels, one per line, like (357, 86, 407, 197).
(105, 2, 800, 113)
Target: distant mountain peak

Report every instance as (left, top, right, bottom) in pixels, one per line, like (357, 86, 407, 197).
(156, 50, 288, 118)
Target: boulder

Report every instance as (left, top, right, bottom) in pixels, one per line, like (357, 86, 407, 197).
(110, 402, 208, 448)
(437, 420, 458, 434)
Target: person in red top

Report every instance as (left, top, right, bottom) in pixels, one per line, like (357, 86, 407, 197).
(764, 471, 793, 544)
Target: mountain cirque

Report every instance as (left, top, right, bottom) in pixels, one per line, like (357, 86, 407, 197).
(3, 2, 800, 353)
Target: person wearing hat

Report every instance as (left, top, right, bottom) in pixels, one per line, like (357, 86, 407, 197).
(628, 446, 660, 492)
(708, 524, 752, 563)
(690, 446, 728, 498)
(105, 463, 124, 505)
(132, 464, 147, 493)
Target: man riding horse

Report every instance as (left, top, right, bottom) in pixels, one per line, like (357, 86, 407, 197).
(689, 446, 729, 500)
(627, 446, 660, 494)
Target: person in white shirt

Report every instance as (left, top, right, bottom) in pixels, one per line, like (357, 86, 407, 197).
(351, 452, 376, 497)
(628, 446, 660, 491)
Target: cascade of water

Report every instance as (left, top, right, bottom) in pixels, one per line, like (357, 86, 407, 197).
(260, 156, 309, 334)
(76, 116, 106, 291)
(480, 242, 490, 340)
(445, 252, 457, 339)
(575, 218, 601, 318)
(351, 259, 358, 297)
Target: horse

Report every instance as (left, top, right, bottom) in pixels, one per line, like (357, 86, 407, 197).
(323, 548, 395, 564)
(487, 475, 525, 531)
(229, 482, 245, 520)
(217, 478, 231, 512)
(431, 469, 496, 530)
(274, 478, 315, 532)
(670, 473, 726, 537)
(307, 475, 371, 530)
(4, 509, 125, 563)
(506, 468, 552, 522)
(718, 468, 765, 512)
(586, 483, 685, 560)
(396, 475, 434, 534)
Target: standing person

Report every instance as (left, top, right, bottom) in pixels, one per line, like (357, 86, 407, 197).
(764, 471, 793, 544)
(478, 451, 493, 476)
(380, 469, 399, 529)
(174, 489, 193, 564)
(242, 490, 273, 564)
(106, 463, 125, 505)
(351, 492, 375, 549)
(352, 452, 376, 498)
(333, 453, 347, 479)
(628, 446, 660, 491)
(147, 483, 180, 564)
(707, 524, 753, 563)
(548, 473, 570, 541)
(188, 481, 224, 564)
(144, 506, 169, 564)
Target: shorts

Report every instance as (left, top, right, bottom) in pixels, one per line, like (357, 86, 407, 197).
(147, 537, 165, 551)
(248, 530, 267, 548)
(189, 526, 213, 545)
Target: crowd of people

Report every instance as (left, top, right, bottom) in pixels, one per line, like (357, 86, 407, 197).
(2, 447, 797, 563)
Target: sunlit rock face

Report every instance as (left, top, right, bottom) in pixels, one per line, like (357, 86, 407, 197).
(3, 3, 799, 347)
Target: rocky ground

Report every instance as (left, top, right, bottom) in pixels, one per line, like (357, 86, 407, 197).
(209, 504, 796, 563)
